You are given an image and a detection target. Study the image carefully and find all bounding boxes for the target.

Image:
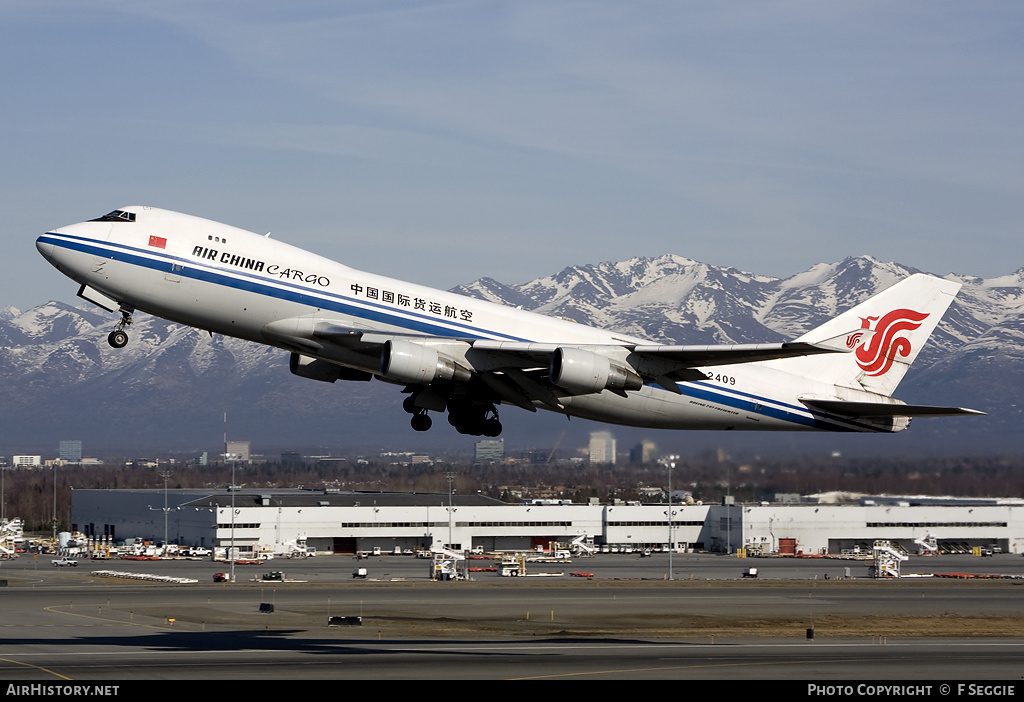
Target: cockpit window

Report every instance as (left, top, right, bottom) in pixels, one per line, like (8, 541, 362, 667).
(89, 210, 136, 223)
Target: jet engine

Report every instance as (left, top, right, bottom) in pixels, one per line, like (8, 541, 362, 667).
(379, 339, 471, 385)
(549, 347, 643, 395)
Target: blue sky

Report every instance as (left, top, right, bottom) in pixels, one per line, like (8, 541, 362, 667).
(4, 1, 1022, 312)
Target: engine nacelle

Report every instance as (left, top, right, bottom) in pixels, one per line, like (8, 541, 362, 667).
(289, 353, 372, 383)
(549, 347, 643, 395)
(379, 339, 471, 385)
(290, 353, 343, 383)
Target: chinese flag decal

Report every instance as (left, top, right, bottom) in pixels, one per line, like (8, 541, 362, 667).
(148, 235, 167, 249)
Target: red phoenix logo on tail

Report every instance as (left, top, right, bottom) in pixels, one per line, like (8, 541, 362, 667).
(852, 309, 930, 376)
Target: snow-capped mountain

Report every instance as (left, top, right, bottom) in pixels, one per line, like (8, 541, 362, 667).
(2, 255, 1019, 456)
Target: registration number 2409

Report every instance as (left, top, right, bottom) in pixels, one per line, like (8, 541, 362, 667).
(705, 371, 737, 386)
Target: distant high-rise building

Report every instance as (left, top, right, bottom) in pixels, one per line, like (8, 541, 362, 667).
(474, 439, 505, 464)
(629, 439, 659, 464)
(589, 431, 616, 465)
(59, 441, 82, 463)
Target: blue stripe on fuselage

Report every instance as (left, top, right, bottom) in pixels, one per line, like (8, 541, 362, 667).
(679, 380, 880, 432)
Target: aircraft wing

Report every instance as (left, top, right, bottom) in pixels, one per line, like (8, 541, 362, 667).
(263, 316, 859, 397)
(472, 332, 855, 368)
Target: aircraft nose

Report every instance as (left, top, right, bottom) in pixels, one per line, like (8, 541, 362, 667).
(36, 235, 55, 262)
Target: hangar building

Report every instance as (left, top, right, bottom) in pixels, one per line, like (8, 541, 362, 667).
(70, 489, 1024, 556)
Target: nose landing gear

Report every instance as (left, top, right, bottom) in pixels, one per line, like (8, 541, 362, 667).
(106, 306, 135, 349)
(107, 329, 128, 348)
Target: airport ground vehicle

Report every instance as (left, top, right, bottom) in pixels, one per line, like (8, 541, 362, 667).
(52, 558, 78, 567)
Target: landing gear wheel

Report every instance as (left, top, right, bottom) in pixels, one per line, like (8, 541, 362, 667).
(107, 330, 129, 348)
(403, 395, 418, 414)
(107, 305, 134, 349)
(411, 412, 432, 432)
(447, 403, 503, 436)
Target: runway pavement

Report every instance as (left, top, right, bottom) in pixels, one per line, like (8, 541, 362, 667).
(1, 552, 1022, 682)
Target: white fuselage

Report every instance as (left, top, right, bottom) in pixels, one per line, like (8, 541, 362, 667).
(36, 207, 891, 433)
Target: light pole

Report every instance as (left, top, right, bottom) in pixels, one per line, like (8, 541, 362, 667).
(668, 455, 678, 580)
(668, 459, 674, 580)
(444, 471, 456, 550)
(224, 410, 235, 584)
(230, 455, 235, 584)
(52, 464, 57, 545)
(661, 454, 679, 580)
(161, 469, 171, 551)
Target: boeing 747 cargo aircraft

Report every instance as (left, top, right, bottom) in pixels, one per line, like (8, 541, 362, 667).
(36, 207, 981, 437)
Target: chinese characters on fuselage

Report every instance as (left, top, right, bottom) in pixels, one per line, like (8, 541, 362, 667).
(350, 283, 473, 323)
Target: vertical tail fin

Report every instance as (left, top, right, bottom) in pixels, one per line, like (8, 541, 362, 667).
(786, 274, 961, 397)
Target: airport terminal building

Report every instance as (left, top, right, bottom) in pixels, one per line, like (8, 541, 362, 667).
(70, 488, 1024, 556)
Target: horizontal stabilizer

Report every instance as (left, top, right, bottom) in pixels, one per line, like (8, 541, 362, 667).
(801, 398, 985, 418)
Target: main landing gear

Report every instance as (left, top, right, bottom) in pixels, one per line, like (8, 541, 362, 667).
(404, 395, 434, 432)
(410, 411, 432, 432)
(448, 403, 502, 437)
(106, 306, 134, 349)
(403, 393, 503, 436)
